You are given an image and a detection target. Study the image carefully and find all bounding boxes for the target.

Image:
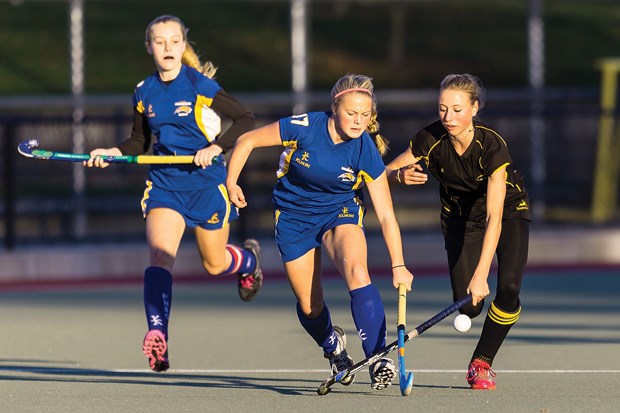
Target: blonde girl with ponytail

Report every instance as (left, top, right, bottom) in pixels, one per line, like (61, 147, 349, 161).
(85, 15, 262, 373)
(226, 73, 414, 391)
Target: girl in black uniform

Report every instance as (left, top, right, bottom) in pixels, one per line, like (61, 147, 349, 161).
(386, 73, 530, 390)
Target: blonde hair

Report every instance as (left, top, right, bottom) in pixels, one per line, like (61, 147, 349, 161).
(330, 74, 389, 156)
(440, 73, 486, 112)
(145, 15, 218, 79)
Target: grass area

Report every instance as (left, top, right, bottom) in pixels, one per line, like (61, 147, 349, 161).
(1, 0, 619, 95)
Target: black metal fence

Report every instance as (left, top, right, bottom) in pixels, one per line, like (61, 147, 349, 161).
(1, 89, 616, 249)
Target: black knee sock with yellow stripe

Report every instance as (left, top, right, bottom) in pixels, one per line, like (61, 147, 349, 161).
(471, 300, 521, 365)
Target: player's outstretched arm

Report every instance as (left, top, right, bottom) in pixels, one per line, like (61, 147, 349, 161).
(366, 172, 414, 290)
(227, 121, 282, 208)
(385, 149, 428, 185)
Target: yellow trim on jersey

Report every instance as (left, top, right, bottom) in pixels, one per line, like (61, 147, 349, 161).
(476, 125, 508, 147)
(488, 301, 521, 325)
(276, 141, 298, 178)
(410, 134, 444, 168)
(352, 170, 373, 190)
(274, 209, 281, 225)
(141, 180, 153, 218)
(415, 134, 446, 170)
(492, 162, 510, 175)
(476, 140, 484, 171)
(217, 184, 231, 226)
(195, 94, 217, 143)
(136, 100, 145, 114)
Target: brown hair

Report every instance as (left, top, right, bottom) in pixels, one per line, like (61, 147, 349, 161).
(145, 15, 217, 79)
(330, 74, 389, 155)
(439, 73, 486, 112)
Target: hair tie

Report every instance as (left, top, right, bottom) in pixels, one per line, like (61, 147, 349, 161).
(334, 88, 372, 99)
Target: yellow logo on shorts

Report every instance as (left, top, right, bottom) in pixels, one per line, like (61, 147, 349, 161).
(208, 213, 220, 224)
(338, 207, 354, 218)
(516, 200, 529, 211)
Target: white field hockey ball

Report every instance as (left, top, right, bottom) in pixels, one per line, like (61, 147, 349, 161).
(453, 314, 472, 333)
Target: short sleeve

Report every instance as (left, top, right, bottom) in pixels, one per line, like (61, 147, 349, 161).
(481, 131, 512, 176)
(358, 133, 386, 182)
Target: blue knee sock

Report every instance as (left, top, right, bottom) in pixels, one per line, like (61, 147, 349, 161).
(350, 284, 386, 357)
(144, 266, 172, 338)
(296, 303, 337, 354)
(221, 244, 257, 275)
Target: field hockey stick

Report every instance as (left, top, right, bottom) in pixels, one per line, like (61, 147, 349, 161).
(317, 294, 472, 395)
(17, 139, 223, 165)
(397, 284, 414, 396)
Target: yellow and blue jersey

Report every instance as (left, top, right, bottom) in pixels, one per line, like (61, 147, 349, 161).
(132, 64, 226, 191)
(273, 111, 385, 214)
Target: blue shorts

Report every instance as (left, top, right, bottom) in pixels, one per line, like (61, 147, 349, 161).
(141, 180, 239, 230)
(274, 201, 366, 262)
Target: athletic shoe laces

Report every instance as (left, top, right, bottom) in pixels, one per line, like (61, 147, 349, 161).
(468, 360, 496, 381)
(331, 351, 351, 372)
(240, 274, 256, 289)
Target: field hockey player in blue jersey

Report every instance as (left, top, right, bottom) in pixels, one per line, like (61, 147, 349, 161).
(386, 74, 531, 390)
(226, 74, 414, 391)
(84, 15, 263, 373)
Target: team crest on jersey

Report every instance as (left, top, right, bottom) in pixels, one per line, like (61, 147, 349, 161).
(174, 101, 193, 117)
(338, 167, 356, 183)
(338, 207, 354, 218)
(295, 151, 311, 168)
(146, 104, 156, 118)
(207, 213, 220, 224)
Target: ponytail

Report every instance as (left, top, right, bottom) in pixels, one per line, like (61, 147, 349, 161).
(182, 43, 218, 79)
(367, 112, 389, 156)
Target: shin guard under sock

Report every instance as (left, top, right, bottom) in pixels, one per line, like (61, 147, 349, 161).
(296, 303, 337, 354)
(472, 301, 521, 364)
(144, 266, 172, 338)
(350, 284, 387, 358)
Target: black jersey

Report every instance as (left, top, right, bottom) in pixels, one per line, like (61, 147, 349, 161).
(409, 120, 531, 226)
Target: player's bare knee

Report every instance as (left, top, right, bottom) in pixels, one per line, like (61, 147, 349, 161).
(150, 248, 175, 269)
(345, 266, 371, 290)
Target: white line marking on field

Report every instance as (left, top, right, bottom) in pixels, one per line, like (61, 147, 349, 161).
(112, 369, 330, 373)
(4, 367, 620, 374)
(109, 368, 620, 374)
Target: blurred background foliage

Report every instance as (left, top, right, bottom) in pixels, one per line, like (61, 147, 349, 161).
(1, 0, 619, 95)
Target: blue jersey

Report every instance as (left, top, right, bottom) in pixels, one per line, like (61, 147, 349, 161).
(273, 111, 385, 214)
(132, 64, 226, 191)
